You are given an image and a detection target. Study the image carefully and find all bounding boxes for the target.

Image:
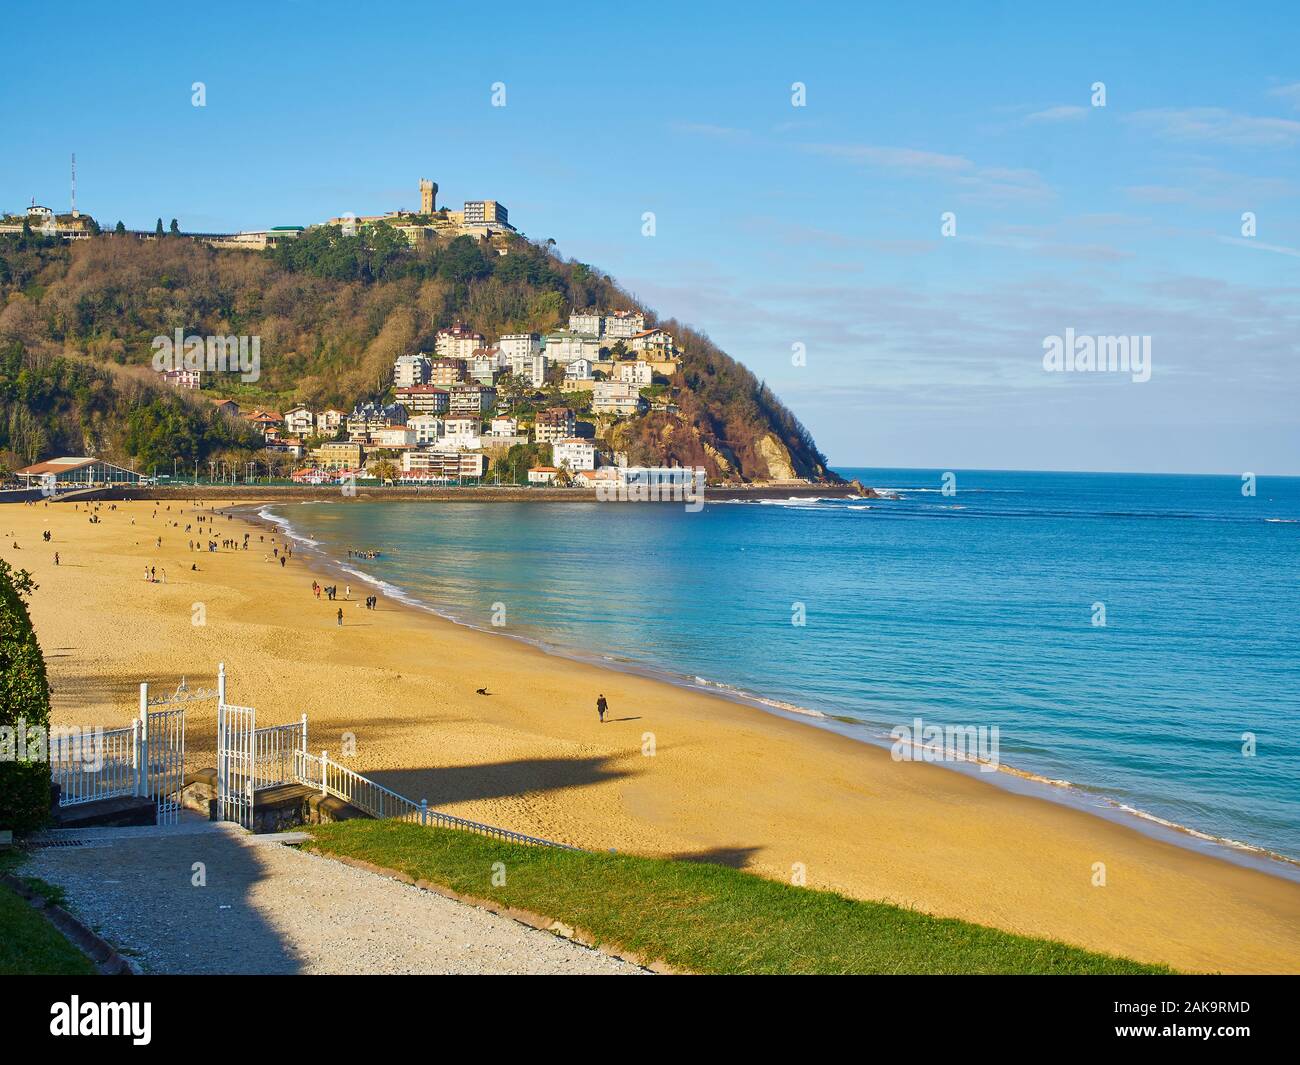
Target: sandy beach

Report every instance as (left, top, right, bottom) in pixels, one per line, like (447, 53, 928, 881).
(6, 497, 1298, 973)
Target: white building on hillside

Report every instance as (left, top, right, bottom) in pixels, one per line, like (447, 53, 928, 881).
(603, 310, 645, 339)
(408, 414, 445, 444)
(373, 426, 417, 448)
(498, 333, 542, 362)
(628, 327, 676, 357)
(394, 352, 432, 388)
(395, 385, 450, 414)
(616, 361, 652, 385)
(544, 330, 601, 365)
(553, 437, 596, 471)
(435, 324, 485, 361)
(442, 416, 481, 450)
(565, 358, 595, 382)
(469, 347, 507, 383)
(516, 353, 548, 388)
(568, 311, 603, 336)
(316, 408, 346, 436)
(284, 406, 316, 436)
(592, 380, 646, 416)
(449, 384, 495, 416)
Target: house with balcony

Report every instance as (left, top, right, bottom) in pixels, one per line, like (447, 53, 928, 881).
(284, 406, 316, 436)
(407, 414, 445, 444)
(628, 327, 676, 358)
(435, 323, 486, 361)
(603, 310, 646, 340)
(427, 359, 467, 387)
(615, 361, 653, 386)
(396, 384, 450, 414)
(534, 407, 576, 443)
(553, 437, 597, 471)
(315, 408, 346, 436)
(393, 352, 433, 388)
(449, 384, 495, 416)
(543, 329, 601, 364)
(592, 380, 647, 416)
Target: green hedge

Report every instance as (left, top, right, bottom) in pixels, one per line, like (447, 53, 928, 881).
(0, 559, 52, 834)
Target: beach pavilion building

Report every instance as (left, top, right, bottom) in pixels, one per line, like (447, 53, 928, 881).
(14, 456, 148, 488)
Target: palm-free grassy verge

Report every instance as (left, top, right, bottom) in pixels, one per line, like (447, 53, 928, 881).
(0, 878, 97, 975)
(304, 820, 1171, 974)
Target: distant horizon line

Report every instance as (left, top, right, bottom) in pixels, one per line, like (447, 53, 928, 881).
(829, 464, 1300, 479)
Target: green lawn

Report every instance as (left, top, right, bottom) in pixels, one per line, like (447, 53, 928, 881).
(304, 820, 1171, 975)
(0, 880, 96, 976)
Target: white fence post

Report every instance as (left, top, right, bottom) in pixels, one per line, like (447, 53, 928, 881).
(138, 684, 148, 793)
(131, 718, 141, 797)
(300, 713, 308, 755)
(218, 661, 226, 707)
(216, 702, 225, 819)
(321, 750, 328, 796)
(421, 798, 428, 826)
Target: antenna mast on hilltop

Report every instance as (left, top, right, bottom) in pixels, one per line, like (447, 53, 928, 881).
(70, 153, 78, 218)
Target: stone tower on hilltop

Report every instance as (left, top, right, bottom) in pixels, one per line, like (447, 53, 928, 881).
(419, 178, 438, 215)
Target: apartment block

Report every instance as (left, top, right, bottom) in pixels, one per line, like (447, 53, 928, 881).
(534, 407, 576, 443)
(395, 384, 450, 414)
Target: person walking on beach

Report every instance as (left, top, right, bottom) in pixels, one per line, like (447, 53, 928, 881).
(336, 607, 343, 627)
(53, 552, 59, 566)
(596, 693, 608, 723)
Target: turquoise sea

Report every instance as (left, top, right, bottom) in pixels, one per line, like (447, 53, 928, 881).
(264, 469, 1300, 864)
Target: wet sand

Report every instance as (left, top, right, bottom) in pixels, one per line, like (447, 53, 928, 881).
(7, 498, 1299, 973)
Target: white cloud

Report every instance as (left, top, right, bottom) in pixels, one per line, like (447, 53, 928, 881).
(1125, 107, 1300, 147)
(1216, 235, 1300, 258)
(803, 143, 971, 174)
(669, 122, 752, 141)
(801, 143, 1052, 204)
(1024, 105, 1088, 123)
(1266, 83, 1300, 109)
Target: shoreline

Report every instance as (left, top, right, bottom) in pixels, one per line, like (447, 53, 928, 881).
(251, 499, 1300, 883)
(38, 482, 875, 505)
(11, 497, 1300, 973)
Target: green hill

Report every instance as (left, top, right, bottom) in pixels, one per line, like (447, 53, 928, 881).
(0, 226, 831, 482)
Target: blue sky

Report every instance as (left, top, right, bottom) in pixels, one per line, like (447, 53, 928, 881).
(2, 0, 1297, 473)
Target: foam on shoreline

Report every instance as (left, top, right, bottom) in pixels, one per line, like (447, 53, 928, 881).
(248, 499, 1300, 881)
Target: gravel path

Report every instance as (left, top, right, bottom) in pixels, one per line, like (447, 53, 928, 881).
(25, 819, 643, 975)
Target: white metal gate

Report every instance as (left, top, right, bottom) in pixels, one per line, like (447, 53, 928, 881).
(216, 702, 256, 829)
(143, 706, 186, 826)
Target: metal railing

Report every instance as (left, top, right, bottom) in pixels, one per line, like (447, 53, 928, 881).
(252, 717, 308, 790)
(294, 749, 581, 851)
(49, 704, 186, 825)
(50, 724, 137, 806)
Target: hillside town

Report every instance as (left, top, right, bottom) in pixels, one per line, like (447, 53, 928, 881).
(6, 174, 702, 489)
(4, 171, 829, 490)
(160, 308, 686, 489)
